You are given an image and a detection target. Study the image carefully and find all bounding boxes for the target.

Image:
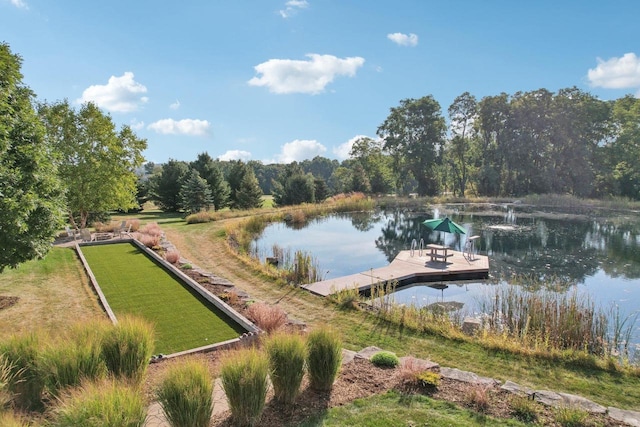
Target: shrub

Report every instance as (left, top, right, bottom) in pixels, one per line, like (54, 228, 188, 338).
(50, 379, 146, 427)
(416, 371, 441, 389)
(101, 315, 155, 384)
(370, 351, 400, 368)
(331, 286, 361, 310)
(165, 250, 180, 264)
(39, 336, 106, 398)
(127, 219, 140, 232)
(0, 333, 43, 411)
(140, 222, 163, 237)
(138, 233, 160, 248)
(264, 333, 306, 404)
(554, 405, 589, 427)
(247, 303, 287, 334)
(186, 211, 215, 224)
(180, 263, 193, 270)
(510, 395, 538, 422)
(220, 348, 269, 427)
(156, 358, 213, 427)
(307, 326, 342, 391)
(220, 290, 240, 307)
(465, 385, 490, 413)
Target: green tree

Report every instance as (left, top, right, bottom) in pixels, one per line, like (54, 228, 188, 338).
(179, 169, 213, 214)
(314, 177, 330, 202)
(446, 92, 477, 197)
(604, 95, 640, 199)
(226, 160, 249, 209)
(149, 159, 189, 212)
(39, 101, 146, 228)
(349, 136, 394, 194)
(0, 43, 65, 271)
(377, 96, 446, 196)
(235, 168, 263, 209)
(272, 162, 315, 206)
(351, 164, 371, 193)
(191, 152, 230, 210)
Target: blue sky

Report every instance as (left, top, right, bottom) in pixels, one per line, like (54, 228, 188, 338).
(2, 0, 639, 165)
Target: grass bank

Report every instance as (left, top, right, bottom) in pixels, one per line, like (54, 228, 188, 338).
(80, 242, 246, 354)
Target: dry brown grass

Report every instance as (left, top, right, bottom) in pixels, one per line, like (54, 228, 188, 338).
(165, 250, 180, 264)
(246, 303, 287, 334)
(0, 248, 104, 340)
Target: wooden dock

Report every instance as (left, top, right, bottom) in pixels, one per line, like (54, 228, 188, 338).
(302, 249, 489, 297)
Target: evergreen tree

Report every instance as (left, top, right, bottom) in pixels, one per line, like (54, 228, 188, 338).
(191, 152, 229, 210)
(179, 169, 213, 214)
(149, 159, 189, 212)
(235, 168, 263, 209)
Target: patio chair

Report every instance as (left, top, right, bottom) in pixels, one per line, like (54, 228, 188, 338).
(80, 229, 94, 242)
(65, 225, 80, 240)
(117, 221, 132, 238)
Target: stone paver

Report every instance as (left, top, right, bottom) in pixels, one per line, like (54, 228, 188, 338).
(608, 407, 640, 427)
(439, 367, 500, 386)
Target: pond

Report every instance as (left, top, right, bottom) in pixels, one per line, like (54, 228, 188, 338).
(251, 204, 640, 350)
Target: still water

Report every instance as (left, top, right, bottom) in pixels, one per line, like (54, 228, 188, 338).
(251, 205, 640, 346)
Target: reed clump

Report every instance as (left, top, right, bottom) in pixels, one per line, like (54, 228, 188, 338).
(306, 326, 342, 391)
(220, 348, 269, 427)
(264, 332, 306, 404)
(50, 379, 146, 427)
(156, 358, 213, 427)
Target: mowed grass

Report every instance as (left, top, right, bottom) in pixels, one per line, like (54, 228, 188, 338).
(299, 390, 528, 426)
(80, 243, 246, 354)
(0, 248, 104, 339)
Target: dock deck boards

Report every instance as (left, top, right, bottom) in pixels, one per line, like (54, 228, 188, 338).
(303, 249, 489, 297)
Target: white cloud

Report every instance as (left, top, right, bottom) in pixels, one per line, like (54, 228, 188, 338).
(333, 135, 368, 161)
(9, 0, 28, 9)
(387, 32, 419, 47)
(77, 72, 148, 113)
(248, 54, 365, 94)
(218, 150, 252, 161)
(169, 100, 181, 110)
(587, 53, 640, 89)
(129, 119, 145, 131)
(279, 0, 308, 18)
(275, 139, 326, 163)
(147, 119, 210, 136)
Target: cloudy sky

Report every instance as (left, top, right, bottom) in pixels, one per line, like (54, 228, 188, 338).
(2, 0, 639, 164)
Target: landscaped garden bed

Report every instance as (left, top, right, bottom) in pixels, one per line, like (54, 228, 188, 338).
(78, 241, 251, 354)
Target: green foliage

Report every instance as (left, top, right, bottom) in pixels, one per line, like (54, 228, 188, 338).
(306, 326, 342, 391)
(220, 348, 269, 427)
(265, 332, 306, 404)
(331, 286, 361, 310)
(179, 169, 213, 214)
(149, 159, 190, 212)
(235, 168, 263, 210)
(0, 42, 65, 271)
(190, 152, 230, 211)
(272, 162, 316, 206)
(38, 100, 146, 228)
(156, 358, 213, 427)
(416, 371, 441, 389)
(50, 379, 146, 427)
(553, 405, 590, 427)
(100, 315, 155, 383)
(0, 333, 43, 411)
(370, 351, 400, 368)
(39, 335, 106, 397)
(510, 395, 538, 423)
(0, 355, 16, 412)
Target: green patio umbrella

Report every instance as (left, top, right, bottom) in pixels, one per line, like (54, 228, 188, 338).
(422, 217, 467, 234)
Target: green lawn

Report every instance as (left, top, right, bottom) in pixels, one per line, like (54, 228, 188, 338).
(299, 391, 528, 426)
(80, 242, 246, 354)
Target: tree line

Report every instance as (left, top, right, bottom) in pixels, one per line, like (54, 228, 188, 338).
(2, 40, 640, 270)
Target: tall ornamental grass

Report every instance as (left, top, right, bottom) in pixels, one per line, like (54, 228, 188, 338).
(306, 326, 342, 391)
(0, 333, 43, 411)
(0, 355, 16, 411)
(220, 348, 269, 427)
(39, 336, 106, 398)
(100, 315, 155, 384)
(265, 332, 306, 404)
(50, 379, 146, 427)
(0, 411, 29, 427)
(481, 286, 616, 355)
(156, 358, 213, 427)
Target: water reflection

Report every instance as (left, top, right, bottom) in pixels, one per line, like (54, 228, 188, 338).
(252, 205, 640, 344)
